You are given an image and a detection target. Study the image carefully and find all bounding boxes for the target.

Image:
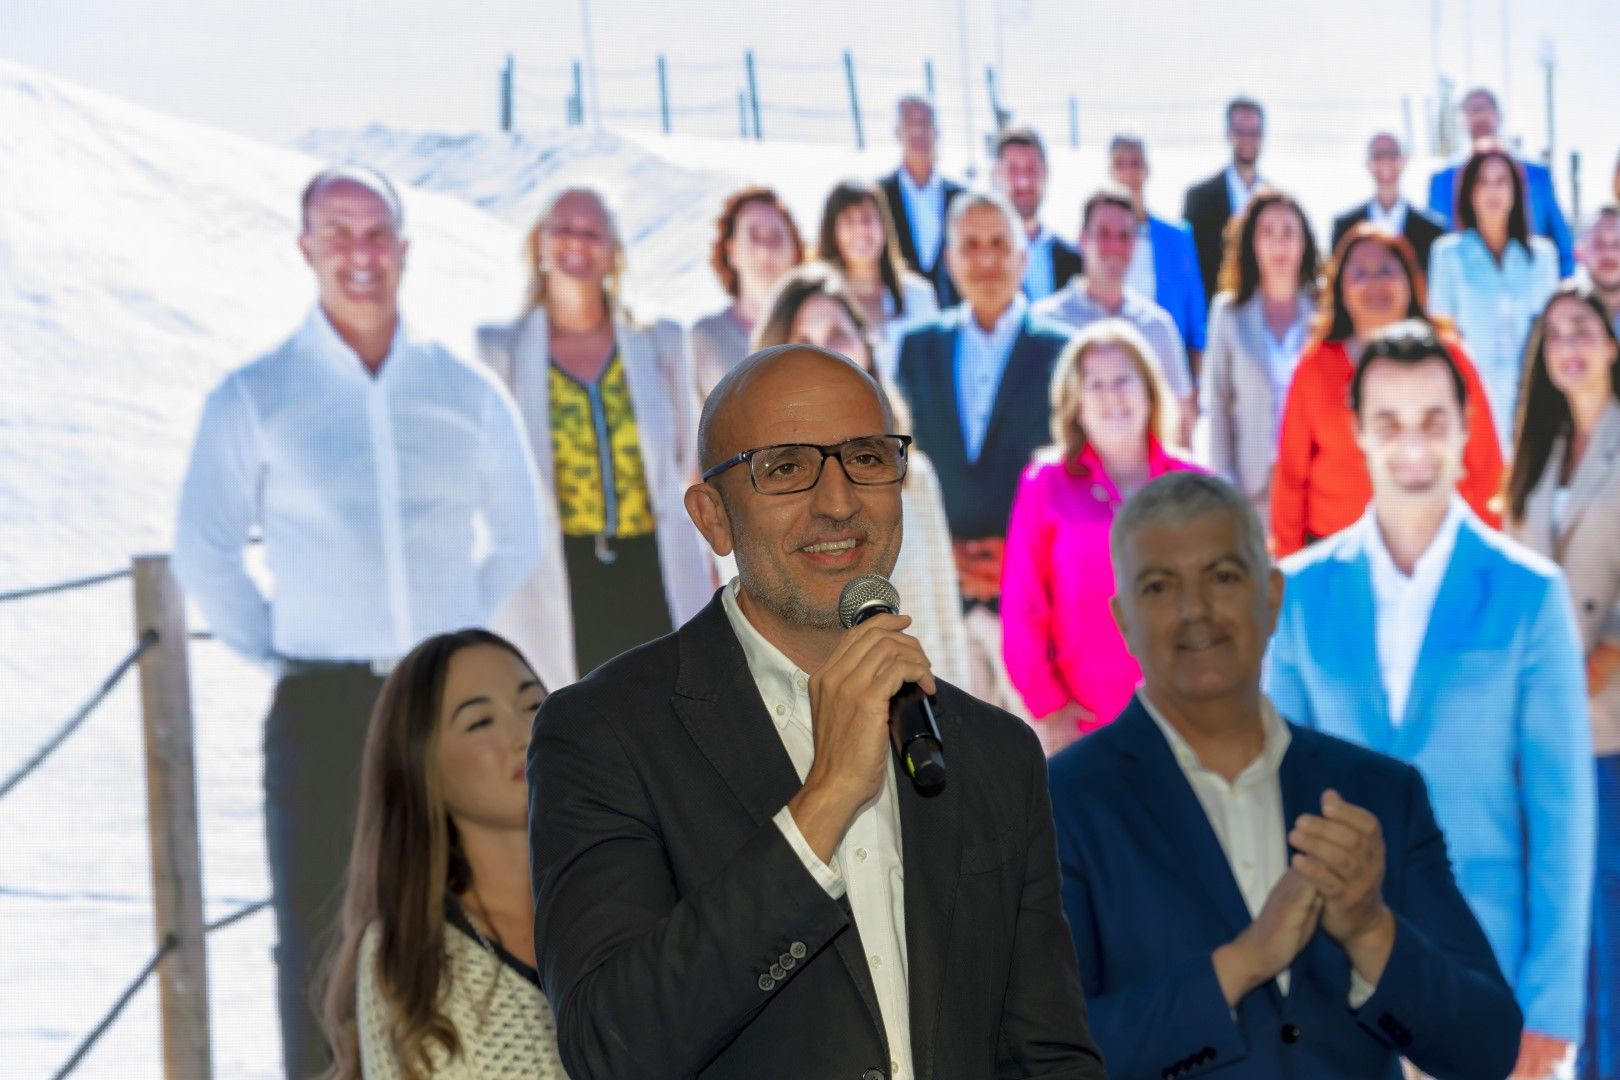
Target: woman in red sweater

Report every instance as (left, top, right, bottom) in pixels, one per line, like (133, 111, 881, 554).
(1270, 224, 1503, 555)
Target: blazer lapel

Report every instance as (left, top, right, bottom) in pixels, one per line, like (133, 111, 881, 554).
(1277, 732, 1352, 1000)
(900, 703, 963, 1080)
(1395, 519, 1490, 761)
(1557, 402, 1620, 551)
(616, 323, 675, 515)
(1114, 700, 1253, 936)
(670, 597, 889, 1039)
(929, 314, 970, 465)
(1233, 299, 1275, 424)
(976, 317, 1041, 464)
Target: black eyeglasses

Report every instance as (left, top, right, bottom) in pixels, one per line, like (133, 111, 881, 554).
(702, 434, 911, 495)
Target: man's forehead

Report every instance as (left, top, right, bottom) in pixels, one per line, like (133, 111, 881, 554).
(710, 349, 887, 455)
(309, 179, 396, 221)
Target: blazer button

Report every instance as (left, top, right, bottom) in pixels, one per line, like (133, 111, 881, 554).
(758, 973, 775, 992)
(1586, 599, 1598, 613)
(779, 953, 796, 970)
(1280, 1022, 1301, 1044)
(861, 1070, 886, 1080)
(769, 962, 786, 980)
(790, 941, 807, 959)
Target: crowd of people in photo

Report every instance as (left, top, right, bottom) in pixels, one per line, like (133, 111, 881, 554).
(166, 83, 1620, 1078)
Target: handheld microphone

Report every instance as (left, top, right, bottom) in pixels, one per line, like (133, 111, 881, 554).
(837, 575, 946, 793)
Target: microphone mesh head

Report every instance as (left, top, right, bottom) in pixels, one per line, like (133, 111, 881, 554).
(838, 574, 901, 629)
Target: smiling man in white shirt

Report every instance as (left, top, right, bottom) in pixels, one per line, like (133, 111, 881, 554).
(171, 165, 544, 1079)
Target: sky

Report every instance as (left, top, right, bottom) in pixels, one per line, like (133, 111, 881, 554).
(8, 0, 1619, 216)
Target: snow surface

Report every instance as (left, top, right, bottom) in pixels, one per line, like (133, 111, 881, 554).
(3, 54, 1461, 1077)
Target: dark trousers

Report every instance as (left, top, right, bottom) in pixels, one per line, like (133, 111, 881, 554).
(263, 662, 385, 1079)
(1581, 752, 1620, 1080)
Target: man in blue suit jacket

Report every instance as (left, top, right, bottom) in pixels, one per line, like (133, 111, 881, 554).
(1427, 87, 1574, 275)
(1267, 322, 1595, 1077)
(894, 190, 1070, 713)
(1109, 133, 1209, 357)
(1051, 470, 1520, 1078)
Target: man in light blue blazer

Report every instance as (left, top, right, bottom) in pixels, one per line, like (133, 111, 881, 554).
(1109, 133, 1209, 358)
(1267, 321, 1595, 1077)
(1427, 86, 1574, 276)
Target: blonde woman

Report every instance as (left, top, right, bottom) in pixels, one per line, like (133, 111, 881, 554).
(321, 629, 563, 1079)
(477, 186, 714, 691)
(1000, 320, 1202, 754)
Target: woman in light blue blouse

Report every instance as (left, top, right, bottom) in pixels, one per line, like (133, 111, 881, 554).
(1428, 143, 1559, 457)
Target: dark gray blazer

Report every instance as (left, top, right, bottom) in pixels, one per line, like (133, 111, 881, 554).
(529, 591, 1105, 1080)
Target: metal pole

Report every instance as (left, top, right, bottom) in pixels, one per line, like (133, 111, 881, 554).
(1541, 40, 1557, 168)
(985, 66, 1003, 136)
(844, 50, 865, 150)
(745, 50, 763, 140)
(738, 92, 749, 139)
(923, 58, 936, 102)
(570, 60, 584, 126)
(132, 555, 211, 1080)
(953, 0, 977, 176)
(577, 0, 603, 131)
(499, 54, 514, 132)
(1068, 95, 1079, 149)
(657, 54, 671, 134)
(1570, 150, 1582, 231)
(1401, 95, 1415, 155)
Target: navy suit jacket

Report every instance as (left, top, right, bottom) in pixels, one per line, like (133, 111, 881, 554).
(1182, 170, 1233, 304)
(1427, 158, 1574, 276)
(1049, 697, 1522, 1080)
(894, 310, 1070, 541)
(881, 169, 967, 308)
(1330, 201, 1448, 277)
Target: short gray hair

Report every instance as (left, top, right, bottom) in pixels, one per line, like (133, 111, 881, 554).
(1108, 133, 1147, 159)
(897, 94, 935, 121)
(1110, 472, 1270, 592)
(300, 164, 404, 233)
(946, 189, 1027, 253)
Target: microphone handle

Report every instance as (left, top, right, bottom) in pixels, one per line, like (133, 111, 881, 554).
(890, 682, 947, 793)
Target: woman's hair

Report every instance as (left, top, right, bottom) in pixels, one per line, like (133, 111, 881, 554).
(522, 184, 628, 319)
(1455, 143, 1532, 249)
(1311, 224, 1432, 345)
(1049, 318, 1178, 469)
(321, 629, 541, 1080)
(751, 262, 915, 435)
(1504, 283, 1620, 522)
(1217, 187, 1320, 306)
(709, 186, 804, 298)
(814, 179, 913, 316)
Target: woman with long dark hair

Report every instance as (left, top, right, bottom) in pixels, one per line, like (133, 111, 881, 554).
(1503, 285, 1620, 1080)
(1270, 224, 1503, 555)
(1428, 143, 1560, 455)
(1200, 187, 1319, 517)
(321, 629, 563, 1078)
(813, 179, 938, 380)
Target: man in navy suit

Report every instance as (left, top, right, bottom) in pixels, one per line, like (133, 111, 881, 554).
(895, 190, 1070, 713)
(1182, 97, 1269, 305)
(1048, 471, 1521, 1079)
(992, 126, 1082, 302)
(1427, 87, 1574, 275)
(1331, 132, 1447, 271)
(880, 95, 966, 308)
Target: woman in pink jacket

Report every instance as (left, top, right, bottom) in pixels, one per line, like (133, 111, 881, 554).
(1001, 318, 1201, 755)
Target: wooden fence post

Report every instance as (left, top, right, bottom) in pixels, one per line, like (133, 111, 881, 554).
(132, 554, 212, 1080)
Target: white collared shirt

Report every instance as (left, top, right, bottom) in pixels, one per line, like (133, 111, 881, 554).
(1260, 314, 1308, 432)
(1140, 691, 1377, 1006)
(954, 295, 1028, 462)
(1125, 218, 1158, 301)
(172, 307, 546, 665)
(1366, 197, 1408, 237)
(897, 166, 947, 272)
(1224, 164, 1265, 217)
(1022, 226, 1058, 301)
(1359, 496, 1467, 727)
(722, 581, 914, 1080)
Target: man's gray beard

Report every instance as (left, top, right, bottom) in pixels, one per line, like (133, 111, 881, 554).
(748, 572, 843, 631)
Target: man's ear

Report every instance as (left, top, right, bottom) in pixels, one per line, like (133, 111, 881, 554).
(685, 483, 734, 558)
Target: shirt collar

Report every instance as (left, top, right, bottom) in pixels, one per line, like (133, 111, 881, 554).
(300, 305, 408, 381)
(958, 293, 1028, 340)
(720, 577, 809, 729)
(899, 165, 943, 201)
(1355, 493, 1467, 582)
(1138, 689, 1292, 784)
(1224, 164, 1263, 203)
(1366, 196, 1407, 225)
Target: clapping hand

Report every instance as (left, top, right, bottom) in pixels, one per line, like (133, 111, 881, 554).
(1288, 789, 1396, 984)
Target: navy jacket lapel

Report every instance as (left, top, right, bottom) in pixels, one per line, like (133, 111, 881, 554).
(976, 317, 1039, 466)
(670, 593, 888, 1040)
(1113, 699, 1253, 936)
(1278, 730, 1353, 1002)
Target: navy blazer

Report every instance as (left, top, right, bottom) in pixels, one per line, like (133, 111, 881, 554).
(1330, 201, 1447, 275)
(894, 310, 1070, 542)
(1182, 170, 1233, 304)
(1049, 697, 1522, 1080)
(881, 169, 967, 308)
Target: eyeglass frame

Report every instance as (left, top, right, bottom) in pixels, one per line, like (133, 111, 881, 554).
(700, 434, 912, 494)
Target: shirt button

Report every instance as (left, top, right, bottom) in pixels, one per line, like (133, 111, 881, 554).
(775, 703, 787, 716)
(870, 954, 883, 967)
(856, 847, 869, 862)
(828, 858, 840, 874)
(795, 673, 808, 690)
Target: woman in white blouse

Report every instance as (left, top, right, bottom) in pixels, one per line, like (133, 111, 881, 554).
(322, 629, 565, 1079)
(813, 180, 939, 382)
(1198, 187, 1320, 519)
(752, 263, 970, 687)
